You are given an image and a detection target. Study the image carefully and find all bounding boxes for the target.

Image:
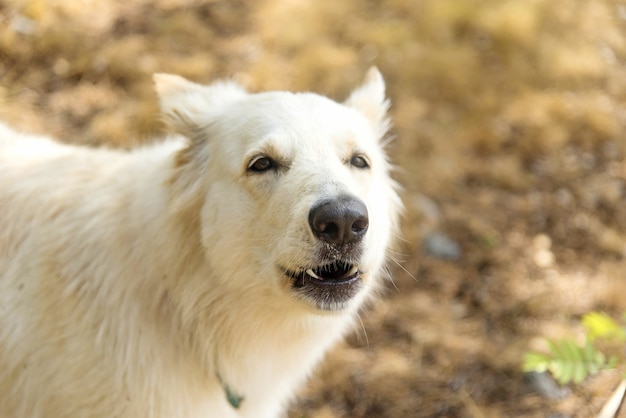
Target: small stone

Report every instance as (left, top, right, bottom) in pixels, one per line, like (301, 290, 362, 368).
(11, 14, 36, 35)
(532, 234, 555, 268)
(533, 248, 555, 268)
(532, 234, 552, 250)
(423, 232, 462, 261)
(525, 371, 571, 400)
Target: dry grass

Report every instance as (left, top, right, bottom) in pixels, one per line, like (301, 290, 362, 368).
(1, 0, 626, 416)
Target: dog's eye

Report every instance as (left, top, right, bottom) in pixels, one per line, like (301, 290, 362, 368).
(350, 155, 370, 169)
(247, 156, 276, 173)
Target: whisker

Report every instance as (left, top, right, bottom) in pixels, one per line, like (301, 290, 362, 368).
(383, 264, 400, 292)
(354, 311, 369, 348)
(391, 232, 412, 245)
(386, 253, 418, 283)
(385, 248, 411, 262)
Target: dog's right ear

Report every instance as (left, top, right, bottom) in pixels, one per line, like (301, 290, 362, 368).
(153, 73, 247, 138)
(155, 74, 247, 212)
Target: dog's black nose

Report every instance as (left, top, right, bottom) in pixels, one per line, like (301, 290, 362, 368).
(309, 196, 369, 246)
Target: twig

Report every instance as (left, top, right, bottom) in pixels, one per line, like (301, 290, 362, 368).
(596, 380, 626, 418)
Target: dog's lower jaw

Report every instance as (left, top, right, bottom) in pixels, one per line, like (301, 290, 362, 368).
(310, 292, 362, 312)
(283, 268, 366, 312)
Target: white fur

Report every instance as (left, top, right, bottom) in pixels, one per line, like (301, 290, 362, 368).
(0, 68, 400, 418)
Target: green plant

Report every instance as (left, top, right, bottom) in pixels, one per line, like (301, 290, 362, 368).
(523, 311, 626, 385)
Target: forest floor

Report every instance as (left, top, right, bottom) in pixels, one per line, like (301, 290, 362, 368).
(1, 0, 626, 416)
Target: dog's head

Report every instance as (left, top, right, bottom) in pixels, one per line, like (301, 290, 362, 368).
(154, 68, 400, 313)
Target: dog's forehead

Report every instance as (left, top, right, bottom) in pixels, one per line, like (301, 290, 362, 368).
(236, 92, 376, 149)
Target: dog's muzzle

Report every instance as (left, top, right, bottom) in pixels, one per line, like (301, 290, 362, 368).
(286, 195, 369, 311)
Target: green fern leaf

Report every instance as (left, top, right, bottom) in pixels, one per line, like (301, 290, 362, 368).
(568, 340, 586, 384)
(522, 352, 551, 373)
(524, 312, 625, 387)
(525, 338, 616, 385)
(547, 339, 565, 362)
(583, 340, 601, 375)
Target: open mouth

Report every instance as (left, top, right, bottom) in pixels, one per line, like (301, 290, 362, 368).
(286, 261, 360, 287)
(283, 261, 363, 311)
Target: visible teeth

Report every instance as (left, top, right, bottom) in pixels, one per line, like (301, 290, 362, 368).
(337, 265, 358, 279)
(346, 265, 358, 277)
(306, 268, 321, 280)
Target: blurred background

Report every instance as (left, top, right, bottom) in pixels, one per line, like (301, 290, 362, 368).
(1, 0, 626, 416)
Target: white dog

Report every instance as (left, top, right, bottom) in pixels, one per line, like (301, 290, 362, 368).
(0, 68, 400, 418)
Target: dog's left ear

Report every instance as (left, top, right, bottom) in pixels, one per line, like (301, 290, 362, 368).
(344, 67, 390, 137)
(153, 73, 246, 138)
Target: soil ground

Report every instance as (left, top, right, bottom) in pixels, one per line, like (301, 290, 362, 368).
(1, 1, 626, 416)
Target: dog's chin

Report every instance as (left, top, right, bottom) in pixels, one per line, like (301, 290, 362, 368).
(283, 261, 364, 312)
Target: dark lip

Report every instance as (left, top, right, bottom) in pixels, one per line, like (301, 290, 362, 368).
(282, 262, 364, 311)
